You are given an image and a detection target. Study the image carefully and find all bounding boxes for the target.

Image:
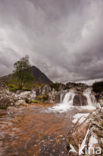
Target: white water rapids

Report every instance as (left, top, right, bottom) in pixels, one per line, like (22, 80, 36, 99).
(48, 89, 97, 113)
(83, 89, 97, 107)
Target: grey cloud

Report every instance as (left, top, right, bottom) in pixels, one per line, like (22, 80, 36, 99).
(0, 0, 103, 82)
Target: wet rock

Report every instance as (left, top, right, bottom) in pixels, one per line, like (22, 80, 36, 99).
(15, 100, 26, 106)
(66, 108, 103, 156)
(0, 88, 14, 109)
(73, 94, 88, 106)
(98, 94, 103, 108)
(48, 89, 59, 103)
(0, 87, 37, 108)
(65, 82, 88, 91)
(0, 96, 11, 109)
(13, 90, 36, 104)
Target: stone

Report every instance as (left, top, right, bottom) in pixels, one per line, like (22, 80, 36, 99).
(73, 94, 88, 106)
(66, 109, 103, 156)
(15, 100, 25, 106)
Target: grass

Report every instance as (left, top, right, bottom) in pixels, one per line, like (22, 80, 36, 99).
(31, 100, 41, 103)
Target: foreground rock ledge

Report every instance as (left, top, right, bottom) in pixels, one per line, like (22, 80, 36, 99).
(66, 108, 103, 156)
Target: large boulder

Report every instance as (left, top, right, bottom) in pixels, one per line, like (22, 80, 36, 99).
(0, 87, 37, 108)
(0, 88, 14, 109)
(66, 109, 103, 156)
(13, 90, 36, 102)
(0, 95, 12, 109)
(15, 100, 26, 106)
(73, 94, 87, 106)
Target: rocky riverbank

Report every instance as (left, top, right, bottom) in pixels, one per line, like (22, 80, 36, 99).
(0, 86, 59, 109)
(0, 98, 102, 156)
(66, 107, 103, 156)
(0, 82, 97, 109)
(0, 82, 103, 156)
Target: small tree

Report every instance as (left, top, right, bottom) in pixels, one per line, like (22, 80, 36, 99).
(8, 56, 34, 91)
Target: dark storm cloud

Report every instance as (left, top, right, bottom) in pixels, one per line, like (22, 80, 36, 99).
(0, 0, 103, 82)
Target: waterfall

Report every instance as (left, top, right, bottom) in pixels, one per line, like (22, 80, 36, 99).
(60, 92, 64, 103)
(83, 88, 97, 107)
(49, 90, 75, 113)
(48, 88, 97, 113)
(62, 91, 75, 105)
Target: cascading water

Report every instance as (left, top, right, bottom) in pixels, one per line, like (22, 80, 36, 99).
(49, 90, 75, 113)
(60, 92, 64, 103)
(62, 91, 75, 105)
(83, 88, 97, 107)
(48, 88, 97, 113)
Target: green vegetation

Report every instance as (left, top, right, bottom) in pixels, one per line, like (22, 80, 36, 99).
(8, 56, 34, 91)
(30, 95, 49, 103)
(30, 100, 41, 103)
(36, 94, 49, 102)
(33, 83, 43, 88)
(93, 81, 103, 93)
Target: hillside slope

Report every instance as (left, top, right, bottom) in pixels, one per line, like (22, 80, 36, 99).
(0, 66, 52, 87)
(30, 66, 52, 84)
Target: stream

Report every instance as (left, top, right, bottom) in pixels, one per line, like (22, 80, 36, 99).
(0, 90, 96, 156)
(0, 104, 79, 156)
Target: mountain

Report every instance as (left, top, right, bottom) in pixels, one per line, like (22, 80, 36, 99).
(0, 66, 52, 87)
(30, 66, 52, 84)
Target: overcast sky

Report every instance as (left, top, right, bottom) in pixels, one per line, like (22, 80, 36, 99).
(0, 0, 103, 82)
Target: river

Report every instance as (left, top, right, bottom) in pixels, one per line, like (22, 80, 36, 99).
(0, 90, 96, 156)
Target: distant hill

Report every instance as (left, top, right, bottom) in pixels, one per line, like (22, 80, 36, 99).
(0, 66, 52, 87)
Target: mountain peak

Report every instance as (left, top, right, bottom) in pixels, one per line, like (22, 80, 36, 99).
(30, 66, 52, 84)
